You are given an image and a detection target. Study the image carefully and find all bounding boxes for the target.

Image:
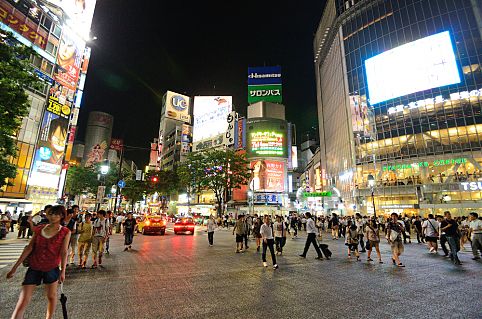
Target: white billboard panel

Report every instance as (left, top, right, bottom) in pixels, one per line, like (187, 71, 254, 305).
(365, 31, 460, 105)
(193, 96, 232, 143)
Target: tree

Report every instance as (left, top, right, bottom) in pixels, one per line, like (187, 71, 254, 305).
(0, 32, 42, 188)
(178, 149, 251, 216)
(121, 180, 146, 207)
(65, 165, 99, 196)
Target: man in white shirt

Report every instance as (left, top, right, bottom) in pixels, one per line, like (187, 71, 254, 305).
(422, 214, 439, 253)
(468, 212, 482, 260)
(273, 216, 287, 255)
(260, 215, 278, 269)
(116, 213, 125, 234)
(10, 211, 19, 232)
(299, 212, 323, 259)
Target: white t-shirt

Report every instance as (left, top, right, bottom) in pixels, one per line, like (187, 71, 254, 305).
(469, 219, 482, 236)
(273, 221, 285, 238)
(116, 215, 124, 224)
(207, 219, 216, 232)
(422, 219, 439, 237)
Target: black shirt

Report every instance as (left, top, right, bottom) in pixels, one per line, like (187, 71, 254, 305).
(123, 218, 136, 233)
(443, 219, 458, 236)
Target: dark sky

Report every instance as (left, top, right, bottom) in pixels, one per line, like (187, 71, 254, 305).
(78, 1, 326, 167)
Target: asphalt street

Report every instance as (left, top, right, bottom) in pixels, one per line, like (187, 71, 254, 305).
(1, 226, 481, 319)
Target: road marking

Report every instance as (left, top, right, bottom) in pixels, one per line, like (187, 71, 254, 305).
(0, 243, 24, 269)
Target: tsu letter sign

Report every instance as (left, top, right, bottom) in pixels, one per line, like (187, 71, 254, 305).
(247, 66, 282, 104)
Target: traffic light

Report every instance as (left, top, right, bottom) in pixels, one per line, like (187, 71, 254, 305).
(151, 176, 159, 183)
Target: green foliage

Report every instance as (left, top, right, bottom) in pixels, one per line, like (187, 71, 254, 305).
(177, 149, 251, 214)
(65, 165, 99, 195)
(0, 32, 43, 188)
(145, 170, 180, 195)
(121, 179, 146, 203)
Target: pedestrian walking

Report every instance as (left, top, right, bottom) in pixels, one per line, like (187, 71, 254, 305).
(207, 215, 216, 246)
(6, 205, 70, 319)
(260, 215, 278, 269)
(233, 215, 246, 253)
(65, 209, 79, 265)
(440, 211, 461, 265)
(386, 213, 405, 267)
(17, 212, 30, 239)
(299, 212, 323, 259)
(365, 219, 382, 263)
(422, 214, 439, 253)
(243, 216, 250, 249)
(115, 212, 124, 234)
(253, 217, 262, 251)
(438, 215, 450, 257)
(413, 216, 424, 243)
(10, 210, 19, 232)
(468, 212, 482, 260)
(123, 212, 137, 251)
(355, 213, 366, 252)
(345, 220, 360, 261)
(105, 211, 113, 254)
(290, 214, 298, 239)
(273, 215, 287, 255)
(91, 210, 109, 268)
(77, 213, 93, 269)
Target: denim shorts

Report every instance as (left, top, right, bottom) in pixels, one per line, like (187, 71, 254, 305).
(22, 267, 60, 286)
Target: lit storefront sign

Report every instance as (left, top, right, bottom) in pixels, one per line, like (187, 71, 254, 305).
(251, 160, 285, 192)
(247, 66, 282, 104)
(253, 193, 282, 204)
(380, 204, 419, 209)
(387, 88, 482, 114)
(164, 91, 191, 123)
(302, 191, 332, 198)
(250, 131, 284, 156)
(382, 158, 467, 171)
(460, 182, 482, 191)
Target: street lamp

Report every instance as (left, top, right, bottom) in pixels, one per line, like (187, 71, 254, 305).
(96, 160, 109, 210)
(100, 162, 109, 175)
(367, 174, 376, 218)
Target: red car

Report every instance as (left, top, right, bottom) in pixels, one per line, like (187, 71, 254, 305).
(174, 218, 195, 235)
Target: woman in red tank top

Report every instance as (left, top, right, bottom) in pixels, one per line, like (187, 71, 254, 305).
(6, 205, 71, 319)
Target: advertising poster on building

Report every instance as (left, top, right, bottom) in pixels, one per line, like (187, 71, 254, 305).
(247, 66, 282, 104)
(193, 96, 232, 143)
(28, 111, 69, 188)
(180, 124, 192, 156)
(0, 0, 48, 49)
(54, 27, 85, 90)
(109, 139, 123, 151)
(223, 111, 237, 147)
(246, 119, 288, 158)
(164, 91, 191, 123)
(236, 118, 245, 149)
(40, 0, 97, 40)
(250, 160, 285, 192)
(47, 82, 74, 119)
(81, 47, 91, 73)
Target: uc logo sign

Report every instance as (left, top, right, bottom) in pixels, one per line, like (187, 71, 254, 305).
(171, 95, 187, 111)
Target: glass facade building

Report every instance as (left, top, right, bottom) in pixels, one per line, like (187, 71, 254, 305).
(314, 0, 482, 216)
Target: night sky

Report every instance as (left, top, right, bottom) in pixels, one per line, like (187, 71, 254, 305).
(77, 1, 326, 167)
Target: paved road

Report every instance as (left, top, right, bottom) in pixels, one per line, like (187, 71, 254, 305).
(1, 227, 481, 319)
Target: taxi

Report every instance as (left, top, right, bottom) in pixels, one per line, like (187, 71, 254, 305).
(137, 215, 167, 235)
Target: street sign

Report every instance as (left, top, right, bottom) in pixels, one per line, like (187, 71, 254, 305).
(135, 170, 142, 181)
(117, 180, 126, 188)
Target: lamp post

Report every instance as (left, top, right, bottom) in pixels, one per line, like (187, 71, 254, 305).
(96, 160, 109, 211)
(367, 174, 376, 218)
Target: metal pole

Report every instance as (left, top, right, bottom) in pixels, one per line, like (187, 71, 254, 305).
(113, 147, 124, 215)
(372, 187, 377, 219)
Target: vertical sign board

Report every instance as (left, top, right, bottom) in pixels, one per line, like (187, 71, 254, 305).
(247, 66, 282, 104)
(224, 111, 238, 147)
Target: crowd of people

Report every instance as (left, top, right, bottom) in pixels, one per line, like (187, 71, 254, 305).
(2, 205, 482, 318)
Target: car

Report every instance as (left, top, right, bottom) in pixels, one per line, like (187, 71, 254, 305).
(174, 218, 195, 235)
(137, 215, 167, 235)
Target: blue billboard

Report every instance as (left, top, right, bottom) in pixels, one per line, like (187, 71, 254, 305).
(247, 66, 282, 85)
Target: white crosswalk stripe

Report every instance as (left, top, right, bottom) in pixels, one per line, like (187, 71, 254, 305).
(0, 243, 25, 269)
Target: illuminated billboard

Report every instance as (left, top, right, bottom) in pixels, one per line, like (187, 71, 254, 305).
(246, 119, 288, 158)
(28, 112, 69, 188)
(251, 160, 285, 192)
(193, 96, 232, 143)
(54, 27, 86, 90)
(247, 66, 282, 104)
(365, 31, 460, 105)
(164, 91, 191, 123)
(40, 0, 97, 40)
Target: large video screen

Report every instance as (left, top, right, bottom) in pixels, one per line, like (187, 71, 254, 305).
(365, 31, 460, 105)
(193, 96, 232, 143)
(246, 118, 288, 158)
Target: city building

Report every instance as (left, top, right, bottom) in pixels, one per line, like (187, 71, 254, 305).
(0, 0, 97, 212)
(314, 0, 482, 217)
(81, 111, 114, 167)
(157, 91, 192, 171)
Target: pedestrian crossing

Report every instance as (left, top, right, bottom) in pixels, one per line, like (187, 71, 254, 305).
(0, 243, 26, 270)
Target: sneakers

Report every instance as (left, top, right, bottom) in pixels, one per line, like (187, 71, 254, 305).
(315, 256, 323, 260)
(256, 246, 260, 252)
(471, 256, 480, 260)
(273, 264, 279, 270)
(263, 262, 268, 267)
(367, 258, 374, 262)
(235, 250, 240, 253)
(299, 254, 306, 258)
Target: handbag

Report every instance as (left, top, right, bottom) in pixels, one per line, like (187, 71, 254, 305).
(389, 229, 399, 242)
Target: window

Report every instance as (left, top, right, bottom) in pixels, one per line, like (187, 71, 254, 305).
(45, 41, 57, 56)
(52, 24, 62, 38)
(40, 15, 52, 31)
(40, 60, 54, 75)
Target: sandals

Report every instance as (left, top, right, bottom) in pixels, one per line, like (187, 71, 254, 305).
(397, 263, 405, 267)
(367, 258, 374, 262)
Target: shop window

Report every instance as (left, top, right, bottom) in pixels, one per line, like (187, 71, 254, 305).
(52, 24, 62, 38)
(40, 15, 52, 31)
(45, 41, 57, 56)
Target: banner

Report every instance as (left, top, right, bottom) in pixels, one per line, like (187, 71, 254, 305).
(180, 124, 192, 156)
(28, 111, 69, 188)
(0, 1, 47, 49)
(110, 138, 123, 151)
(54, 27, 85, 90)
(47, 82, 74, 119)
(250, 160, 285, 192)
(223, 111, 237, 147)
(193, 96, 232, 143)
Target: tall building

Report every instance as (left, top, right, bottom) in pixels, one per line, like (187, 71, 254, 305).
(82, 111, 114, 166)
(314, 0, 482, 216)
(157, 91, 192, 171)
(0, 0, 97, 213)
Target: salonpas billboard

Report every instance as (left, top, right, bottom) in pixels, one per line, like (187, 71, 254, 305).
(246, 118, 288, 158)
(247, 66, 282, 104)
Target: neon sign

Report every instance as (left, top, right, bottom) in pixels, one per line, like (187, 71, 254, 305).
(250, 131, 284, 156)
